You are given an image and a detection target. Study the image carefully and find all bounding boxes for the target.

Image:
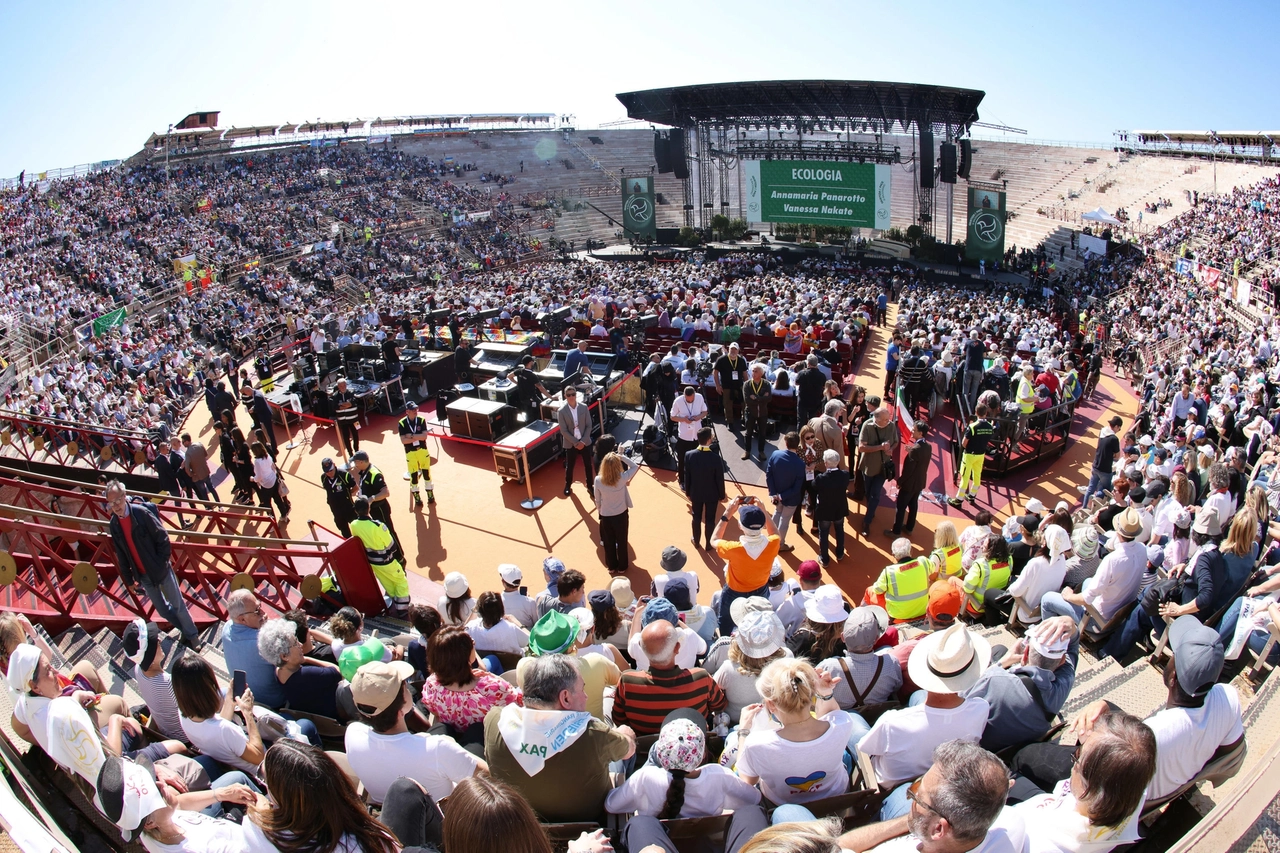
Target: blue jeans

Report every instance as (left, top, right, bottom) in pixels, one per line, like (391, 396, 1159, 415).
(1082, 469, 1112, 507)
(719, 583, 769, 636)
(140, 570, 199, 643)
(202, 771, 261, 817)
(1102, 601, 1158, 660)
(772, 804, 817, 824)
(1040, 590, 1085, 623)
(1217, 597, 1280, 663)
(880, 780, 913, 820)
(862, 473, 886, 531)
(293, 717, 321, 747)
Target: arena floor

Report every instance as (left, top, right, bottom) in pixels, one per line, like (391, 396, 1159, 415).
(185, 305, 1140, 607)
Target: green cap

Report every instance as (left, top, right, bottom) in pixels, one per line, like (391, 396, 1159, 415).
(529, 610, 578, 656)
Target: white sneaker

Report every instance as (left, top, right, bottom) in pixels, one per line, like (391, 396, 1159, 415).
(1077, 485, 1088, 494)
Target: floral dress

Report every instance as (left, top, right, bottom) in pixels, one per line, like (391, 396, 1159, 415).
(420, 671, 523, 728)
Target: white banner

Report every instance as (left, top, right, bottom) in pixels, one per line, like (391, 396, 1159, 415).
(1078, 233, 1107, 257)
(1237, 277, 1252, 306)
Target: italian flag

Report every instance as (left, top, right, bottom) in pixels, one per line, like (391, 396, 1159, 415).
(896, 384, 915, 446)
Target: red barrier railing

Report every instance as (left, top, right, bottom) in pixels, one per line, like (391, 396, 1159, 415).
(0, 409, 159, 474)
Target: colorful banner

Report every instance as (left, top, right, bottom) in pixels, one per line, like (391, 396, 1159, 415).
(742, 160, 890, 229)
(621, 175, 657, 240)
(965, 188, 1007, 263)
(173, 254, 197, 275)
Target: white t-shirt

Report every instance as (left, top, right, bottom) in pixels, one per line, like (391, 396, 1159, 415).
(856, 698, 991, 788)
(1017, 780, 1142, 853)
(140, 810, 247, 853)
(866, 806, 1027, 853)
(343, 723, 480, 805)
(1144, 683, 1243, 800)
(180, 715, 256, 775)
(629, 626, 707, 671)
(438, 596, 477, 626)
(501, 590, 540, 628)
(466, 618, 530, 655)
(736, 709, 854, 804)
(713, 661, 766, 722)
(653, 570, 701, 603)
(604, 763, 760, 818)
(1007, 556, 1066, 623)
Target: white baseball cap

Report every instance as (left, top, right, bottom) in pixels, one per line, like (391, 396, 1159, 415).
(498, 564, 523, 584)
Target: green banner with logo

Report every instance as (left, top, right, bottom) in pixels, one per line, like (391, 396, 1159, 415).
(621, 176, 657, 240)
(742, 160, 890, 229)
(91, 307, 127, 337)
(965, 188, 1006, 263)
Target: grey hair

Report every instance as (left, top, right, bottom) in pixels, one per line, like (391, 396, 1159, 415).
(1208, 462, 1231, 490)
(891, 537, 913, 560)
(104, 479, 127, 497)
(822, 449, 840, 468)
(226, 588, 258, 619)
(806, 354, 819, 366)
(824, 399, 845, 417)
(256, 618, 298, 666)
(874, 405, 892, 419)
(929, 740, 1010, 843)
(521, 654, 581, 709)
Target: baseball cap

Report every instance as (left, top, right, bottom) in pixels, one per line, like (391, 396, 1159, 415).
(1027, 626, 1071, 659)
(1018, 515, 1042, 534)
(927, 580, 962, 625)
(443, 572, 469, 599)
(498, 564, 523, 584)
(1123, 445, 1140, 456)
(406, 400, 419, 409)
(588, 589, 616, 612)
(350, 661, 415, 715)
(1139, 435, 1154, 447)
(842, 606, 889, 654)
(1168, 615, 1225, 697)
(1024, 498, 1046, 514)
(796, 560, 822, 582)
(739, 505, 767, 530)
(321, 457, 336, 472)
(1146, 545, 1165, 569)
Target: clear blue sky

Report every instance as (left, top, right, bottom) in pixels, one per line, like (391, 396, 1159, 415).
(2, 0, 1276, 177)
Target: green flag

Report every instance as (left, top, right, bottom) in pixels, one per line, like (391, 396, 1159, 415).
(91, 307, 127, 337)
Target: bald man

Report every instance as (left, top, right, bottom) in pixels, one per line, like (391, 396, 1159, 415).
(610, 621, 726, 736)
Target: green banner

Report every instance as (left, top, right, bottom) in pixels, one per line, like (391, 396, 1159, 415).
(621, 175, 657, 240)
(742, 160, 890, 229)
(964, 188, 1006, 263)
(91, 307, 127, 337)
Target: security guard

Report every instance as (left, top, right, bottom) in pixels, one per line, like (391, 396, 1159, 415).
(350, 450, 400, 558)
(949, 403, 996, 507)
(1014, 363, 1037, 438)
(928, 540, 964, 580)
(332, 377, 361, 456)
(865, 538, 930, 621)
(320, 457, 356, 537)
(1061, 359, 1082, 404)
(398, 401, 434, 508)
(349, 496, 410, 614)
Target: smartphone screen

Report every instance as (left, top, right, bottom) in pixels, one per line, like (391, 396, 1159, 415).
(519, 585, 528, 596)
(232, 670, 247, 701)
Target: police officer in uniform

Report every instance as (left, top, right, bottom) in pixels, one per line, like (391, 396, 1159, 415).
(512, 355, 547, 422)
(350, 450, 401, 558)
(349, 496, 410, 615)
(398, 401, 434, 508)
(320, 457, 356, 537)
(332, 376, 360, 456)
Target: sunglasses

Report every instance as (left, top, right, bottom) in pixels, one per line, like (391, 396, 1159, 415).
(907, 779, 955, 825)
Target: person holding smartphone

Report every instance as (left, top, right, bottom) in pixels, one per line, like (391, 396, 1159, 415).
(711, 496, 782, 636)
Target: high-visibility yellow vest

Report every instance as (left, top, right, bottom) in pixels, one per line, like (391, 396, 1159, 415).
(350, 518, 397, 566)
(1016, 376, 1036, 414)
(963, 558, 1012, 606)
(883, 557, 930, 620)
(929, 544, 962, 578)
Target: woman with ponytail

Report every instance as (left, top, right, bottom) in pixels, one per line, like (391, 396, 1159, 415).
(605, 712, 759, 818)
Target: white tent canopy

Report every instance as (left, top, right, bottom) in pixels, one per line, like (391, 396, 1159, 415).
(1081, 207, 1122, 226)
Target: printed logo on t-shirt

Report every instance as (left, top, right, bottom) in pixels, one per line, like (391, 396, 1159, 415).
(785, 770, 828, 793)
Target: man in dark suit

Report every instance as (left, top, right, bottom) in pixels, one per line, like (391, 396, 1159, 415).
(683, 427, 726, 550)
(105, 480, 202, 650)
(211, 381, 235, 424)
(556, 386, 595, 497)
(888, 421, 932, 537)
(812, 448, 851, 565)
(239, 384, 278, 454)
(741, 364, 772, 460)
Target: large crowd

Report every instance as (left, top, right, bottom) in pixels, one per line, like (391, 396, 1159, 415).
(1, 142, 1280, 853)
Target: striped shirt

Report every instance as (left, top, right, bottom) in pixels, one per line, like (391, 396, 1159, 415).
(611, 666, 727, 735)
(133, 663, 190, 746)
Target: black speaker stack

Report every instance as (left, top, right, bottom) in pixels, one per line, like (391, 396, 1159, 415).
(918, 129, 934, 188)
(958, 139, 972, 179)
(939, 143, 957, 184)
(670, 130, 689, 180)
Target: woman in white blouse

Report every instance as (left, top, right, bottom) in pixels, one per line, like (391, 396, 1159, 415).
(248, 441, 290, 519)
